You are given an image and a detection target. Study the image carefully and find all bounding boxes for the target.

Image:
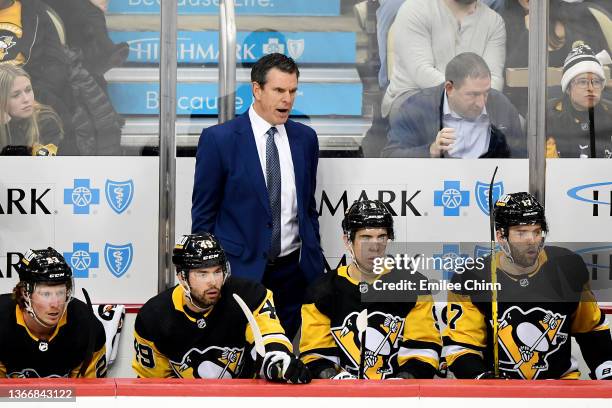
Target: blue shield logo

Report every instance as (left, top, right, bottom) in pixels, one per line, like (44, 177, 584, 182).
(104, 243, 133, 278)
(105, 180, 134, 214)
(475, 181, 504, 215)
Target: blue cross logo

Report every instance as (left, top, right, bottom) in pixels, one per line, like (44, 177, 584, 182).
(434, 181, 470, 216)
(63, 242, 99, 278)
(433, 244, 469, 280)
(64, 179, 100, 214)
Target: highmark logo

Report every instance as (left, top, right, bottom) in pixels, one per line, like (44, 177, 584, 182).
(105, 180, 134, 214)
(64, 179, 100, 214)
(63, 243, 99, 278)
(475, 181, 504, 216)
(104, 243, 133, 278)
(574, 245, 612, 280)
(433, 244, 469, 280)
(567, 182, 612, 217)
(434, 181, 469, 216)
(64, 179, 134, 214)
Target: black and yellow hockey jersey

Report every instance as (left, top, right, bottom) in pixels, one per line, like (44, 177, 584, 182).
(0, 294, 107, 378)
(300, 266, 442, 379)
(133, 277, 292, 378)
(443, 246, 612, 380)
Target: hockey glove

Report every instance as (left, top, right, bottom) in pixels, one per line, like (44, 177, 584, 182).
(475, 371, 510, 380)
(594, 361, 612, 380)
(260, 351, 312, 384)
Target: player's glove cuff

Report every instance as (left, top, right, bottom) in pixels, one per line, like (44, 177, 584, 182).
(260, 351, 311, 384)
(594, 361, 612, 380)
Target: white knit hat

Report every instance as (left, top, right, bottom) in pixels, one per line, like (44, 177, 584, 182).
(561, 43, 611, 92)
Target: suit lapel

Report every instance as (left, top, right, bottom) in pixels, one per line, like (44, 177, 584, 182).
(286, 121, 305, 216)
(237, 115, 271, 216)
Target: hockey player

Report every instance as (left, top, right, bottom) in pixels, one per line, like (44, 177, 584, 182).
(443, 192, 612, 380)
(0, 248, 107, 378)
(299, 200, 442, 379)
(133, 233, 311, 383)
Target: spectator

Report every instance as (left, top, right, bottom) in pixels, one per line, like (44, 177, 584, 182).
(0, 64, 63, 156)
(376, 0, 506, 89)
(42, 0, 128, 85)
(0, 0, 76, 153)
(547, 44, 612, 158)
(383, 53, 524, 158)
(502, 0, 609, 115)
(381, 0, 506, 120)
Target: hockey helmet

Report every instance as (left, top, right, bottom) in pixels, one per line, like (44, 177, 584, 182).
(342, 199, 394, 240)
(493, 192, 548, 236)
(172, 233, 230, 278)
(16, 248, 73, 285)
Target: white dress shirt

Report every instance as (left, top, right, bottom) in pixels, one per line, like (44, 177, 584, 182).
(249, 105, 301, 257)
(442, 91, 491, 158)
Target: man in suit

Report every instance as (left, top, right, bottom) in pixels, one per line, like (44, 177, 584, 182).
(191, 53, 324, 339)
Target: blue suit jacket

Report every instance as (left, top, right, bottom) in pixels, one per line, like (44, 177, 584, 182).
(191, 113, 324, 284)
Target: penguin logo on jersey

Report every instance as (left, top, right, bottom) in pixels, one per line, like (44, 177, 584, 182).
(0, 35, 15, 60)
(170, 346, 244, 379)
(330, 311, 403, 379)
(497, 306, 568, 379)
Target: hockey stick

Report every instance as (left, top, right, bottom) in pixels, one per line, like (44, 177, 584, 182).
(233, 293, 266, 359)
(78, 288, 96, 378)
(589, 107, 596, 158)
(357, 308, 368, 379)
(488, 166, 500, 378)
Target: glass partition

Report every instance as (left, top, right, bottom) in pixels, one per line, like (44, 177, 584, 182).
(0, 0, 161, 306)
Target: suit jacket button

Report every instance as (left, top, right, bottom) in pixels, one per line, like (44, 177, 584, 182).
(267, 222, 272, 228)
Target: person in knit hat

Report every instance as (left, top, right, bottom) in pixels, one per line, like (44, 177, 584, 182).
(547, 43, 612, 158)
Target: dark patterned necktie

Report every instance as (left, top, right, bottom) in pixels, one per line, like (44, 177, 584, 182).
(266, 127, 281, 259)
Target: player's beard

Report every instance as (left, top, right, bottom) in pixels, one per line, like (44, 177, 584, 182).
(508, 242, 541, 268)
(192, 285, 222, 308)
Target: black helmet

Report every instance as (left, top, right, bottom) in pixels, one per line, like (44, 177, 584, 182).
(494, 192, 548, 236)
(342, 200, 394, 240)
(172, 233, 230, 277)
(16, 248, 73, 285)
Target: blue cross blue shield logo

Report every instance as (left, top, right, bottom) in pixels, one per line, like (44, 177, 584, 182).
(433, 244, 469, 280)
(104, 243, 133, 278)
(475, 181, 504, 215)
(434, 181, 470, 216)
(63, 242, 99, 278)
(63, 179, 100, 214)
(105, 179, 134, 214)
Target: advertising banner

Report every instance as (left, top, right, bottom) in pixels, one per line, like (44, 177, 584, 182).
(108, 82, 363, 116)
(109, 31, 356, 64)
(108, 0, 341, 16)
(0, 157, 159, 304)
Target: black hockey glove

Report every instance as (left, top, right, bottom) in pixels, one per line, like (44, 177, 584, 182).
(260, 351, 312, 384)
(475, 371, 510, 380)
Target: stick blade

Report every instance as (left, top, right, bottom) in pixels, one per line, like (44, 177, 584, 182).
(233, 293, 266, 358)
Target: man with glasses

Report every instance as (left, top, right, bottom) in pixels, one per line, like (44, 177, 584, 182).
(0, 248, 107, 378)
(383, 52, 525, 158)
(547, 43, 612, 158)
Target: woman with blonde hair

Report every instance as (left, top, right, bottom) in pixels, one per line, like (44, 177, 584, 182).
(0, 64, 64, 156)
